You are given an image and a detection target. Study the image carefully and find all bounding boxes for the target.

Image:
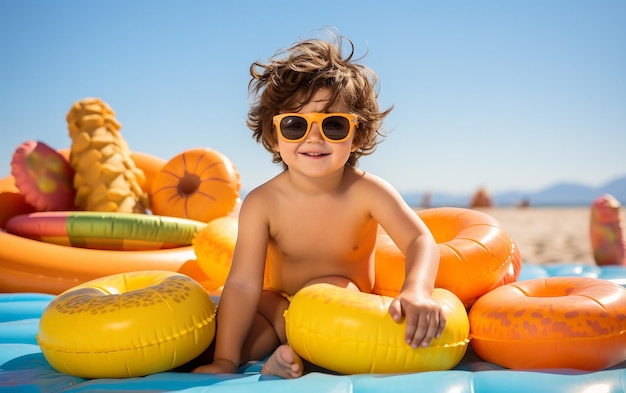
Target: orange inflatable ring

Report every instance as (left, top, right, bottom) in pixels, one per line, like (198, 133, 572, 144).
(469, 277, 626, 370)
(150, 147, 240, 223)
(374, 207, 516, 307)
(0, 151, 201, 295)
(37, 271, 217, 378)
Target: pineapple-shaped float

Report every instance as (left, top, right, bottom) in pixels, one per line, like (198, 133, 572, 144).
(66, 98, 149, 212)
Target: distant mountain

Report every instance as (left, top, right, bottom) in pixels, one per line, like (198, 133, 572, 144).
(403, 175, 626, 207)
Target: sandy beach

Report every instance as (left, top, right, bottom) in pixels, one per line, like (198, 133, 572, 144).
(471, 207, 595, 265)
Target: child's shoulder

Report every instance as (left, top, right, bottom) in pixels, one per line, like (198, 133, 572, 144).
(346, 166, 391, 189)
(242, 172, 286, 203)
(345, 166, 403, 202)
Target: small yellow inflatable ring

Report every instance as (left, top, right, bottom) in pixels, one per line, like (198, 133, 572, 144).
(36, 271, 216, 378)
(285, 284, 469, 374)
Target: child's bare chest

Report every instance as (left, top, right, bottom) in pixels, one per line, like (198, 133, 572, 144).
(270, 202, 376, 261)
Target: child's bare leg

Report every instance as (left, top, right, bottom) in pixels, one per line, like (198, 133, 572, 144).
(191, 292, 287, 374)
(191, 311, 279, 374)
(256, 291, 302, 378)
(241, 290, 289, 361)
(240, 290, 302, 378)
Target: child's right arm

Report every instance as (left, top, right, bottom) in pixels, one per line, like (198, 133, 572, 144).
(193, 191, 270, 373)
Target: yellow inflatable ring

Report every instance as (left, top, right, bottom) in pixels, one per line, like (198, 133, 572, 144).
(285, 284, 469, 374)
(36, 271, 216, 378)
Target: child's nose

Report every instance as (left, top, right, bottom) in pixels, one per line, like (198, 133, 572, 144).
(306, 122, 324, 142)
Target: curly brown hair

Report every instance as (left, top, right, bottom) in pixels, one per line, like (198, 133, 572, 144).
(247, 33, 392, 169)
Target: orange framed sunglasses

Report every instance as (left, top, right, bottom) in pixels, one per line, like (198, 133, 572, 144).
(273, 112, 358, 143)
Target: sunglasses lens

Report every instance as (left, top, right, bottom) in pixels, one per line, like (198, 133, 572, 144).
(279, 116, 308, 140)
(322, 116, 351, 140)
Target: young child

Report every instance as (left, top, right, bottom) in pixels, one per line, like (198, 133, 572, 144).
(193, 32, 445, 378)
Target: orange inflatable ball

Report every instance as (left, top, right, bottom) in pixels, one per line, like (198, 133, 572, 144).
(177, 259, 223, 297)
(193, 216, 238, 291)
(10, 140, 76, 211)
(150, 148, 240, 222)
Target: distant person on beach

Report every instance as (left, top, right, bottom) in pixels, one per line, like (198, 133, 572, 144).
(192, 31, 445, 378)
(470, 187, 493, 208)
(422, 192, 432, 209)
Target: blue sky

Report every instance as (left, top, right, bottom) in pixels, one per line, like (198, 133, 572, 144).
(1, 1, 624, 196)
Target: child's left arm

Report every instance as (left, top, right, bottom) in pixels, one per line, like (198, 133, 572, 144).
(387, 233, 446, 349)
(367, 175, 446, 349)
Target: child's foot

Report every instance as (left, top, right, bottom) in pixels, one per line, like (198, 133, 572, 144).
(261, 344, 304, 379)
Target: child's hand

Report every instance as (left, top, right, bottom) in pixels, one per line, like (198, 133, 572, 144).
(388, 290, 446, 349)
(192, 358, 238, 374)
